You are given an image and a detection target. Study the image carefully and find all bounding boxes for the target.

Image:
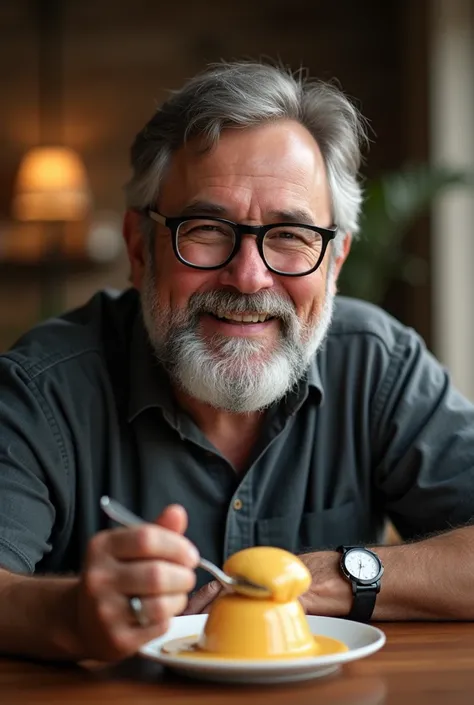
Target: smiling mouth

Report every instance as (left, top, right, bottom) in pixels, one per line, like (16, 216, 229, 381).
(208, 312, 275, 324)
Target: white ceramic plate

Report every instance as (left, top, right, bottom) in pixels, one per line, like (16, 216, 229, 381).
(139, 615, 386, 684)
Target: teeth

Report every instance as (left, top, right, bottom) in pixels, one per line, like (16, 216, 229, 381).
(215, 311, 270, 323)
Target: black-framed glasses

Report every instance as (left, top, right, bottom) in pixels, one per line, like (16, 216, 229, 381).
(145, 209, 338, 277)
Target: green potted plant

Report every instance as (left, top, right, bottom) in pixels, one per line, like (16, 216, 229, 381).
(339, 165, 474, 303)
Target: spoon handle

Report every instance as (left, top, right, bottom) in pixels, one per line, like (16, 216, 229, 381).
(100, 496, 145, 527)
(198, 557, 234, 587)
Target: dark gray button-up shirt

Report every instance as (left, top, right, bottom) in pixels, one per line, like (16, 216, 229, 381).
(1, 289, 473, 589)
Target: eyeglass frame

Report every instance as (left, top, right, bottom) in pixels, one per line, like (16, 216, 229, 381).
(143, 208, 338, 277)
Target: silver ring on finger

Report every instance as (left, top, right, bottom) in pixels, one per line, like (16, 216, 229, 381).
(129, 596, 150, 628)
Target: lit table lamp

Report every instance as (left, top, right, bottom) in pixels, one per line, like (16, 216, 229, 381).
(13, 146, 90, 221)
(12, 146, 91, 317)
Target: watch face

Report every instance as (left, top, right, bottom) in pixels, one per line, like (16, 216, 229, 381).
(344, 549, 381, 582)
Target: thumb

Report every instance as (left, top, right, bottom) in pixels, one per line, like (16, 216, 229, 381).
(155, 504, 188, 535)
(183, 580, 222, 615)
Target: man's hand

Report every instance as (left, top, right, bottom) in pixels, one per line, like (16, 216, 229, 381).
(298, 551, 352, 616)
(76, 504, 200, 661)
(182, 580, 222, 614)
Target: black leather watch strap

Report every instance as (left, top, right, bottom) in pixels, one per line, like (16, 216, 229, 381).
(338, 545, 383, 623)
(346, 584, 378, 622)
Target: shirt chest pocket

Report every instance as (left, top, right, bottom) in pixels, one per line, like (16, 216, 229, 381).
(256, 501, 366, 553)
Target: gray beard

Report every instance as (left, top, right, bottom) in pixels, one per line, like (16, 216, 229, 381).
(141, 270, 335, 413)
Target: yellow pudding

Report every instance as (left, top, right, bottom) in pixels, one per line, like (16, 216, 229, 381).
(196, 594, 346, 658)
(163, 547, 348, 661)
(224, 545, 312, 602)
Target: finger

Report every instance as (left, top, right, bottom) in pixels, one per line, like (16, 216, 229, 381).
(184, 586, 221, 615)
(88, 597, 172, 660)
(155, 504, 188, 535)
(299, 595, 310, 614)
(115, 559, 197, 596)
(99, 525, 199, 566)
(126, 593, 189, 627)
(197, 600, 219, 615)
(182, 581, 221, 615)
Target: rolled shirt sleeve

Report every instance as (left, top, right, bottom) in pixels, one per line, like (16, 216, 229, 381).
(372, 326, 474, 539)
(0, 355, 68, 573)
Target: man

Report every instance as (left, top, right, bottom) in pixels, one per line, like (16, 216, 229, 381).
(0, 60, 473, 664)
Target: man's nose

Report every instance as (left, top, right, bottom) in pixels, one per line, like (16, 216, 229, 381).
(217, 235, 274, 293)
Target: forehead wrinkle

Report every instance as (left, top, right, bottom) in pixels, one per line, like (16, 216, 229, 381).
(196, 170, 316, 190)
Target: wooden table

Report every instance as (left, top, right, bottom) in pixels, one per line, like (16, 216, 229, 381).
(2, 622, 474, 704)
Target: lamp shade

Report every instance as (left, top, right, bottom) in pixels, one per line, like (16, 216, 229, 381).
(12, 146, 91, 221)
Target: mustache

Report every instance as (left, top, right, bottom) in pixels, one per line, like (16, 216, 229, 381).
(186, 290, 297, 321)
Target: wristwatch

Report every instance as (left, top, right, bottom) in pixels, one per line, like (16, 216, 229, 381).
(337, 545, 384, 622)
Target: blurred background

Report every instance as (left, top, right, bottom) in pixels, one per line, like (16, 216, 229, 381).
(1, 0, 473, 397)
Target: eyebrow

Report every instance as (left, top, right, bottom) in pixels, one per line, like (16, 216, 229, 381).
(179, 201, 316, 225)
(179, 201, 228, 217)
(266, 208, 315, 225)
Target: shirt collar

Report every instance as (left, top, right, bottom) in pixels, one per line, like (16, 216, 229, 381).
(306, 353, 324, 401)
(283, 353, 324, 416)
(128, 317, 325, 422)
(127, 317, 175, 423)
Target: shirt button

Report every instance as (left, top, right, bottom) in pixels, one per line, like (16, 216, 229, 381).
(233, 498, 243, 511)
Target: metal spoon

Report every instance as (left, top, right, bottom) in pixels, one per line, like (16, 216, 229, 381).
(99, 496, 271, 599)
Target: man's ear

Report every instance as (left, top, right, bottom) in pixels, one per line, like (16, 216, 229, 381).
(123, 210, 147, 289)
(334, 233, 352, 282)
(330, 233, 352, 295)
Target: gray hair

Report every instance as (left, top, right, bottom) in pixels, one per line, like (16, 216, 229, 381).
(125, 61, 369, 255)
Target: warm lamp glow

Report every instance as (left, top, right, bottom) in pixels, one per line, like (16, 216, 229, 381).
(13, 146, 91, 221)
